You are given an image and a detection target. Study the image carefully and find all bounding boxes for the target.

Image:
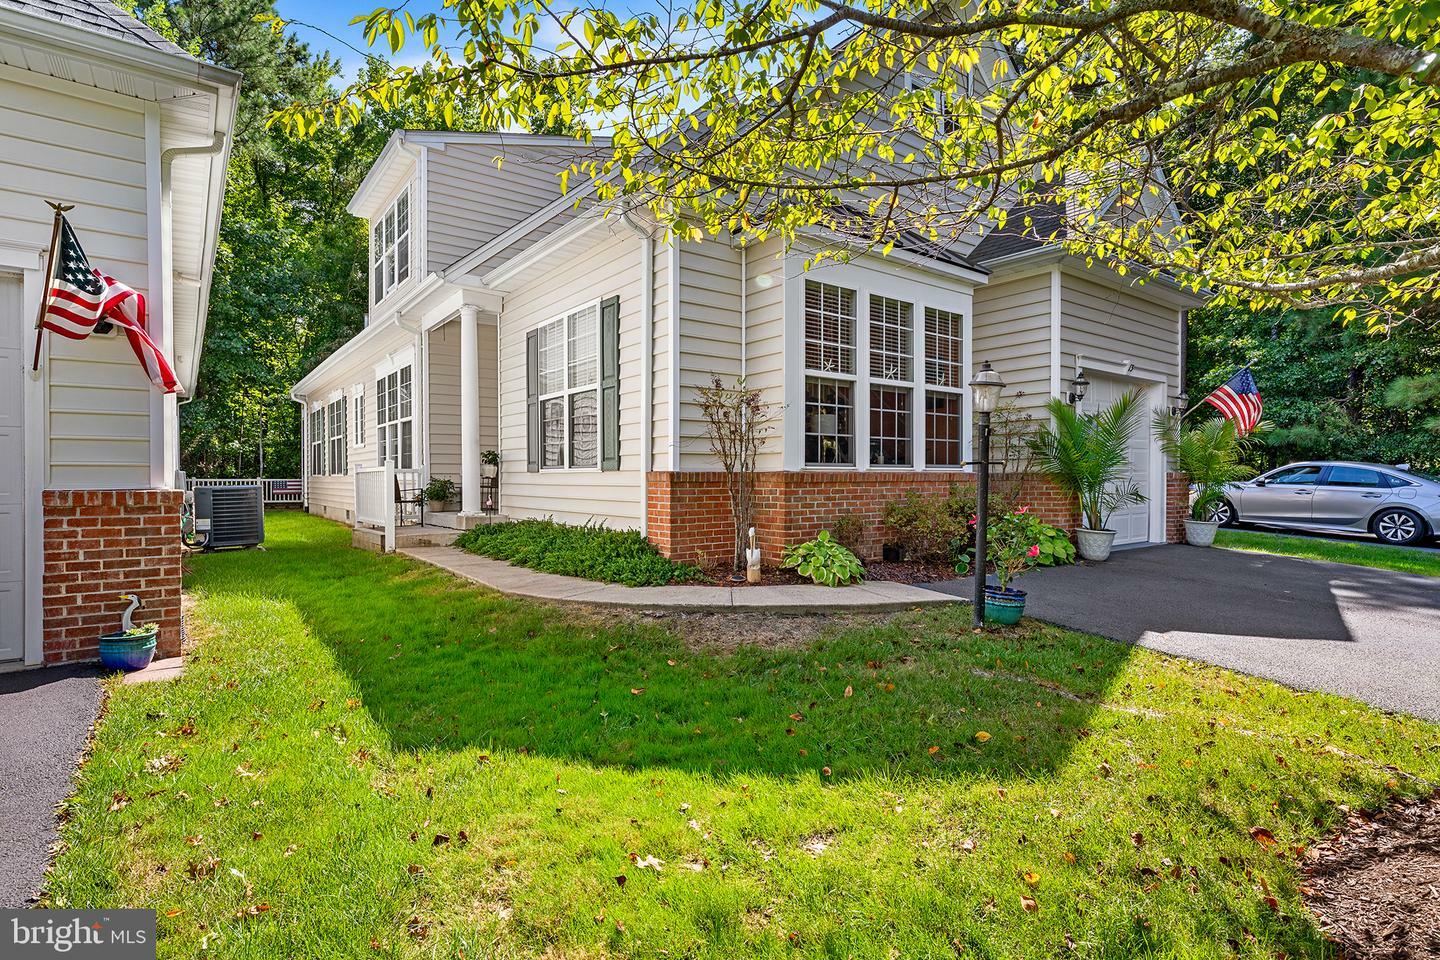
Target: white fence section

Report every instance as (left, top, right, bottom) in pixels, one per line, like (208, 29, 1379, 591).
(354, 463, 395, 550)
(186, 477, 303, 505)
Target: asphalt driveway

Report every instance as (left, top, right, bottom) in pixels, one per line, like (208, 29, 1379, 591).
(928, 544, 1440, 720)
(0, 664, 103, 907)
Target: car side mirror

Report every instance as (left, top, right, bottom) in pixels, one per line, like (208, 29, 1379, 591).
(1253, 478, 1267, 487)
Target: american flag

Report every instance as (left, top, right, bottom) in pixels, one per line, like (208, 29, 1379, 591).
(1202, 367, 1263, 435)
(40, 217, 178, 394)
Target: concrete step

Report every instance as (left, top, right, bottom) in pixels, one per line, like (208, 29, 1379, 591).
(352, 524, 465, 552)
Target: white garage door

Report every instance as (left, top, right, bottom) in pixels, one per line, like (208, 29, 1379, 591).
(0, 273, 24, 662)
(1081, 374, 1152, 545)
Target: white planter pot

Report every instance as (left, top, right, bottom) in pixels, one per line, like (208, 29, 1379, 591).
(480, 463, 499, 479)
(1076, 528, 1117, 562)
(1184, 519, 1220, 547)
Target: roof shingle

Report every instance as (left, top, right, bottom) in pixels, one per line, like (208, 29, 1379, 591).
(0, 0, 191, 57)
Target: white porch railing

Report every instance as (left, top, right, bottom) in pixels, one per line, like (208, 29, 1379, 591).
(354, 464, 425, 551)
(186, 477, 302, 505)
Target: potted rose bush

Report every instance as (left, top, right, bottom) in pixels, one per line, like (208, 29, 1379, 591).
(965, 507, 1072, 624)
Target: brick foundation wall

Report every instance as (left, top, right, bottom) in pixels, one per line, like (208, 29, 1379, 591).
(648, 471, 1078, 566)
(43, 490, 184, 664)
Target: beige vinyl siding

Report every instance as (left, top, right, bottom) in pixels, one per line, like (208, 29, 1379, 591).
(1059, 273, 1180, 395)
(971, 272, 1053, 419)
(676, 238, 743, 470)
(424, 143, 585, 274)
(498, 230, 646, 528)
(0, 72, 155, 488)
(426, 317, 499, 482)
(743, 236, 787, 471)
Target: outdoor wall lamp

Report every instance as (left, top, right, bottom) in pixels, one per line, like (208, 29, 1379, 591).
(1067, 370, 1090, 405)
(1171, 390, 1190, 416)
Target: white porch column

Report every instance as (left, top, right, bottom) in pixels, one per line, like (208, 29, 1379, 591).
(459, 304, 481, 515)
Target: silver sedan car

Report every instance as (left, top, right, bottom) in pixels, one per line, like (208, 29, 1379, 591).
(1212, 461, 1440, 547)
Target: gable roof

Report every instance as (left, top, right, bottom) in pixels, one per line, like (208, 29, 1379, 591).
(970, 196, 1065, 263)
(0, 0, 190, 57)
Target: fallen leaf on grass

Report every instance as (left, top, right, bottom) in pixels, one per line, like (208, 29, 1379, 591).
(974, 731, 991, 743)
(164, 909, 182, 918)
(1020, 895, 1039, 913)
(1061, 851, 1077, 865)
(108, 792, 131, 812)
(614, 874, 627, 888)
(843, 685, 853, 698)
(630, 688, 645, 696)
(631, 854, 663, 870)
(1023, 872, 1040, 886)
(1248, 826, 1277, 846)
(928, 745, 941, 755)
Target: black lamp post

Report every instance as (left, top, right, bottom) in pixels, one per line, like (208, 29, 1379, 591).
(969, 361, 1006, 628)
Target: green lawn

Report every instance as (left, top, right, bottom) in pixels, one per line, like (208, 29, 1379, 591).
(1216, 527, 1440, 577)
(46, 513, 1440, 958)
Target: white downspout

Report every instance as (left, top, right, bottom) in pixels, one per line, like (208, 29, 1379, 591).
(623, 211, 656, 536)
(739, 244, 747, 381)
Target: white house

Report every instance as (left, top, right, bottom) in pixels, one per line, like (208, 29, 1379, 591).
(0, 0, 239, 665)
(291, 123, 1204, 562)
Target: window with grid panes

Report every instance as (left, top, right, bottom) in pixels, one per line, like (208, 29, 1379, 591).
(868, 295, 914, 466)
(537, 304, 600, 469)
(375, 365, 413, 468)
(371, 186, 411, 302)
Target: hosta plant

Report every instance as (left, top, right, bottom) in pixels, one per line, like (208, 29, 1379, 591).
(781, 531, 865, 587)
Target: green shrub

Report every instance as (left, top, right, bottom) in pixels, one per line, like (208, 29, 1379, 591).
(454, 519, 706, 587)
(1032, 518, 1077, 566)
(881, 485, 975, 563)
(781, 531, 865, 586)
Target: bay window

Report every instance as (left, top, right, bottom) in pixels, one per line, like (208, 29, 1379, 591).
(376, 364, 413, 468)
(537, 303, 600, 469)
(371, 186, 411, 303)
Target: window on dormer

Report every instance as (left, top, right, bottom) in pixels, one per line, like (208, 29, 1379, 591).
(372, 186, 411, 303)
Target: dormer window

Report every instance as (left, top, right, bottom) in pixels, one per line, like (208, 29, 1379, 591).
(372, 186, 411, 302)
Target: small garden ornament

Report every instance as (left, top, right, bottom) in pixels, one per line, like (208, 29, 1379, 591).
(745, 527, 762, 584)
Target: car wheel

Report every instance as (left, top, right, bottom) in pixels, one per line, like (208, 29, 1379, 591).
(1371, 507, 1427, 547)
(1208, 499, 1239, 527)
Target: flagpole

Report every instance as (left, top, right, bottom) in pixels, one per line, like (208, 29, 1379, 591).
(30, 201, 74, 373)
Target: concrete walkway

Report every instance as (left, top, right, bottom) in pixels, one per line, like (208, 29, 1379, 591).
(399, 545, 954, 611)
(0, 664, 103, 908)
(927, 544, 1440, 720)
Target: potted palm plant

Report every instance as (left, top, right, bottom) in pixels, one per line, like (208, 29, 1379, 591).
(1154, 412, 1257, 546)
(1028, 391, 1147, 562)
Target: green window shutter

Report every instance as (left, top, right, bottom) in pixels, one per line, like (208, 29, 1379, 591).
(526, 329, 540, 473)
(600, 295, 621, 471)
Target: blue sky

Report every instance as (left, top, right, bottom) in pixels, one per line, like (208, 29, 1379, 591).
(274, 0, 662, 82)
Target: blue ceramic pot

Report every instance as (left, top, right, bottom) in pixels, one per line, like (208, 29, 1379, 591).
(983, 586, 1027, 626)
(98, 626, 158, 671)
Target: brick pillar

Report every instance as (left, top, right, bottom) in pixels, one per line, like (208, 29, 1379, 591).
(43, 490, 184, 664)
(1165, 472, 1190, 544)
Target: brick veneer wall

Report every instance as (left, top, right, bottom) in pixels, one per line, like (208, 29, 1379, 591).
(649, 469, 1189, 565)
(42, 490, 184, 664)
(1165, 471, 1190, 544)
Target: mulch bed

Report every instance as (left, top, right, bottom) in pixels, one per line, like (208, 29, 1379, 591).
(700, 560, 958, 588)
(1302, 789, 1440, 960)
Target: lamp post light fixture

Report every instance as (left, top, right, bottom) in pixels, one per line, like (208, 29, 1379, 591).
(1067, 370, 1090, 406)
(1172, 390, 1190, 417)
(969, 361, 1006, 628)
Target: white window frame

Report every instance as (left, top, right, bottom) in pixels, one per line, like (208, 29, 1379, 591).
(309, 406, 326, 476)
(352, 384, 366, 446)
(327, 395, 348, 476)
(868, 294, 915, 468)
(536, 300, 603, 471)
(371, 184, 412, 304)
(375, 364, 414, 469)
(803, 280, 859, 466)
